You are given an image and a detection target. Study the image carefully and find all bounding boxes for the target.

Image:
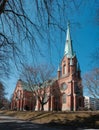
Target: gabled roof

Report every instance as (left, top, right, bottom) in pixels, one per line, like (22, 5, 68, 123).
(40, 78, 57, 88)
(21, 81, 32, 92)
(18, 79, 56, 92)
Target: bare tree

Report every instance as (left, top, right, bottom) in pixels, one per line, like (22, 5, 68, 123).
(83, 68, 99, 98)
(21, 64, 55, 111)
(0, 0, 98, 77)
(0, 0, 43, 77)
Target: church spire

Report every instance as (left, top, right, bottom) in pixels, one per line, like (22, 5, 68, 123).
(64, 21, 75, 58)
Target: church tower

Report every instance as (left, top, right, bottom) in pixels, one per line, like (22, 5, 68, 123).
(57, 22, 84, 111)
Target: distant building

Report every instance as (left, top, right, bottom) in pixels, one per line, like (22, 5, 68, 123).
(11, 22, 84, 111)
(84, 96, 99, 110)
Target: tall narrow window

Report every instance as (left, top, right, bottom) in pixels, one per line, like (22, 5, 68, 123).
(62, 94, 66, 103)
(78, 98, 82, 107)
(63, 64, 66, 74)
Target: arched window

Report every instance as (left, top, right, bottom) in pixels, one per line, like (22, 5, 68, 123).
(62, 94, 66, 103)
(63, 64, 66, 74)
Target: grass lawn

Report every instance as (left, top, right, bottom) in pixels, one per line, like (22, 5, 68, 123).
(0, 110, 99, 129)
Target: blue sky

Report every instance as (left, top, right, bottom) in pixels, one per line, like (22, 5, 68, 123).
(4, 1, 99, 99)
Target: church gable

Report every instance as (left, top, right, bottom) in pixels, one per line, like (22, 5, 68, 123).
(13, 80, 23, 97)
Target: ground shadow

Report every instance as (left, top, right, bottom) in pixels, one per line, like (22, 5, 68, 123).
(27, 111, 57, 121)
(44, 113, 99, 129)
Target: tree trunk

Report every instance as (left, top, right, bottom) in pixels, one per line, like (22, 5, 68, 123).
(41, 104, 44, 111)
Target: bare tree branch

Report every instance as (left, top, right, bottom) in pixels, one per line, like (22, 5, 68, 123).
(21, 64, 55, 111)
(83, 68, 99, 98)
(0, 0, 98, 79)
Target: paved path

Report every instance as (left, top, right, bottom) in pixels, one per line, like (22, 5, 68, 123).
(0, 115, 59, 130)
(0, 114, 73, 130)
(0, 114, 96, 130)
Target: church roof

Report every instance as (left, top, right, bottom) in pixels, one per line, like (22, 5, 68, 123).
(64, 21, 75, 58)
(21, 81, 33, 92)
(41, 78, 56, 87)
(18, 79, 56, 92)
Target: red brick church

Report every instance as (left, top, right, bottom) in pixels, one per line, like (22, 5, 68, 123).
(11, 22, 84, 111)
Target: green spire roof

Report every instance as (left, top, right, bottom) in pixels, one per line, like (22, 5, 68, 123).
(64, 21, 75, 58)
